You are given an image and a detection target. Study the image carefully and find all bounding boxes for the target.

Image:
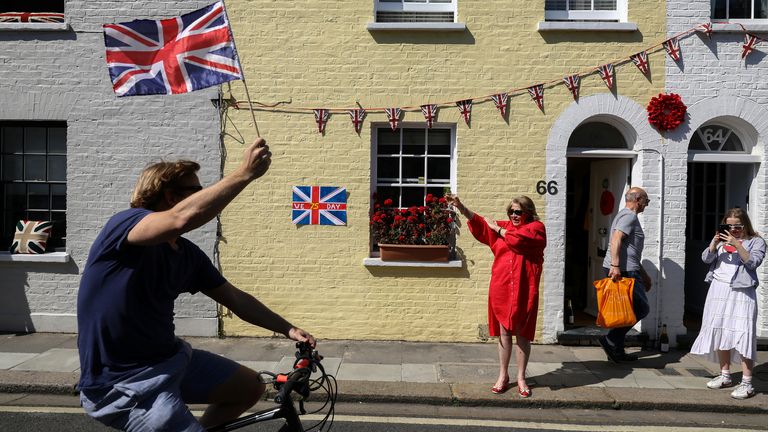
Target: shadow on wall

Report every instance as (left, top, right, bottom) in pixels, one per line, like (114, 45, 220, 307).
(0, 260, 80, 332)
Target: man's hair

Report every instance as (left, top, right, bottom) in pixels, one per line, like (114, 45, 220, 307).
(130, 160, 200, 210)
(506, 195, 540, 221)
(625, 188, 646, 202)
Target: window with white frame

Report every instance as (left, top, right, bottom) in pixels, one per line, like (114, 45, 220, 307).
(545, 0, 626, 21)
(375, 0, 457, 23)
(711, 0, 767, 20)
(1, 122, 67, 251)
(0, 0, 65, 24)
(372, 125, 455, 209)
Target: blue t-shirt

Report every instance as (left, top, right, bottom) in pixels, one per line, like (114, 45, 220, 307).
(77, 208, 226, 390)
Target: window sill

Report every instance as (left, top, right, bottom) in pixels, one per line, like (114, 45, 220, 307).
(0, 22, 69, 32)
(0, 251, 70, 263)
(367, 22, 466, 32)
(537, 21, 638, 32)
(712, 22, 768, 33)
(363, 257, 463, 268)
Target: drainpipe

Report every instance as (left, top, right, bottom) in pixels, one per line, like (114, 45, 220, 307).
(638, 148, 665, 344)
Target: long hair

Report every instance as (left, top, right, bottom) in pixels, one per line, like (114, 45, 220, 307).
(506, 195, 540, 221)
(130, 160, 200, 210)
(721, 207, 760, 239)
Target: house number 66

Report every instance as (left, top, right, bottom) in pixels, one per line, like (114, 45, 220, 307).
(536, 180, 558, 195)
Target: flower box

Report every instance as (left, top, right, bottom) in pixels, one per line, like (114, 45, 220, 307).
(378, 244, 450, 262)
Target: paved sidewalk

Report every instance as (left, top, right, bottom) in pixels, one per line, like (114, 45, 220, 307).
(0, 332, 766, 413)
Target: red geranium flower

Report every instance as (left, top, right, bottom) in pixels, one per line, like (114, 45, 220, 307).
(370, 193, 457, 245)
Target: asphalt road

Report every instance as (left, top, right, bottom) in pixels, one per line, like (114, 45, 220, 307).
(0, 399, 766, 431)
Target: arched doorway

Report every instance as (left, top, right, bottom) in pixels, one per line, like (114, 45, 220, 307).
(684, 122, 759, 331)
(564, 120, 634, 328)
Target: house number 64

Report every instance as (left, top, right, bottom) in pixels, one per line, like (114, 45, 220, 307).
(536, 180, 558, 195)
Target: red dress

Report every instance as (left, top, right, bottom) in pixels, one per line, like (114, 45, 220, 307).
(468, 214, 546, 340)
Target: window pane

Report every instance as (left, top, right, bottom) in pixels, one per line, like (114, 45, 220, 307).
(729, 0, 750, 18)
(48, 155, 66, 181)
(3, 155, 22, 180)
(49, 128, 66, 153)
(377, 156, 399, 181)
(570, 0, 592, 10)
(426, 158, 450, 184)
(50, 211, 66, 247)
(427, 129, 450, 155)
(25, 128, 47, 153)
(402, 187, 425, 207)
(402, 157, 425, 183)
(51, 184, 66, 210)
(376, 186, 399, 207)
(711, 0, 727, 18)
(28, 184, 49, 209)
(545, 0, 567, 10)
(2, 127, 23, 154)
(377, 129, 400, 154)
(6, 183, 25, 209)
(402, 129, 425, 155)
(25, 155, 46, 181)
(757, 0, 767, 18)
(594, 0, 617, 10)
(28, 211, 49, 222)
(427, 186, 449, 200)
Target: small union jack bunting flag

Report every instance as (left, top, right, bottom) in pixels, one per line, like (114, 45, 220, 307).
(631, 51, 650, 75)
(664, 37, 682, 61)
(348, 108, 366, 134)
(527, 85, 544, 111)
(491, 93, 508, 118)
(598, 64, 615, 90)
(0, 12, 65, 23)
(696, 22, 713, 39)
(10, 220, 53, 254)
(421, 104, 438, 128)
(385, 108, 401, 131)
(313, 109, 330, 134)
(456, 99, 472, 125)
(563, 75, 580, 101)
(292, 186, 347, 226)
(742, 34, 760, 59)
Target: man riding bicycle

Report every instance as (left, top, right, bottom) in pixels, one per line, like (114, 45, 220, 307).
(77, 138, 315, 431)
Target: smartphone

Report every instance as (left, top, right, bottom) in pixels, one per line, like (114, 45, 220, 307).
(718, 224, 730, 234)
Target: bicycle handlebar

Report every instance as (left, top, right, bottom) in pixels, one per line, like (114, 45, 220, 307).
(273, 342, 321, 404)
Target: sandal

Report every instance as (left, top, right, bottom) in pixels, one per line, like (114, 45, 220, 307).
(491, 381, 511, 394)
(518, 386, 531, 398)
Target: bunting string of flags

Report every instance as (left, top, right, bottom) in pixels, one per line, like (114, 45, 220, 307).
(228, 21, 766, 133)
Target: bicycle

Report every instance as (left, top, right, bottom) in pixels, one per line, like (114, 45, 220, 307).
(207, 342, 337, 432)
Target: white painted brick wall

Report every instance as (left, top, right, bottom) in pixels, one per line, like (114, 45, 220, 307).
(667, 0, 768, 337)
(0, 2, 222, 335)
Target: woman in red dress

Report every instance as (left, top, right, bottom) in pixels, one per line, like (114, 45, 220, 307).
(447, 195, 546, 398)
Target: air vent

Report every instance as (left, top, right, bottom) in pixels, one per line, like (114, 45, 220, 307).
(376, 11, 455, 23)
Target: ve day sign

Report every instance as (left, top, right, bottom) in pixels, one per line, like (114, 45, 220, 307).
(291, 186, 347, 226)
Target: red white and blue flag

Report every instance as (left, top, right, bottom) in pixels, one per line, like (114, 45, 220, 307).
(563, 74, 580, 101)
(103, 2, 242, 97)
(630, 51, 650, 75)
(385, 108, 401, 131)
(664, 37, 682, 61)
(0, 12, 64, 23)
(527, 84, 544, 111)
(697, 22, 713, 39)
(491, 93, 508, 118)
(421, 104, 437, 128)
(313, 109, 330, 134)
(349, 108, 366, 134)
(456, 99, 472, 125)
(292, 186, 347, 226)
(10, 220, 53, 254)
(598, 64, 615, 90)
(742, 34, 760, 59)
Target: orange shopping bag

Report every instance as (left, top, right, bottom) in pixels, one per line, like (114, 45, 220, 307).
(593, 277, 636, 328)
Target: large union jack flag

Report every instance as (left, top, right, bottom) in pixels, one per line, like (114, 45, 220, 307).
(292, 186, 347, 226)
(103, 2, 242, 97)
(0, 12, 65, 23)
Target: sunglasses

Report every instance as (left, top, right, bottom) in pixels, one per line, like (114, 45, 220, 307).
(508, 209, 524, 216)
(726, 224, 744, 230)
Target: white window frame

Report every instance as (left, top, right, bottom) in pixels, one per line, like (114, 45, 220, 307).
(375, 0, 457, 15)
(545, 0, 627, 22)
(711, 0, 768, 23)
(0, 1, 68, 31)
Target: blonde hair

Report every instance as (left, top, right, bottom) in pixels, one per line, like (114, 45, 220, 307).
(721, 207, 760, 239)
(506, 195, 540, 221)
(130, 160, 200, 210)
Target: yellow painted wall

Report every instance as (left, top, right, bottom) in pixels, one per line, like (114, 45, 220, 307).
(218, 1, 666, 341)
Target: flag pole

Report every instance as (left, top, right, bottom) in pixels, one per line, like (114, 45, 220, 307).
(221, 0, 260, 138)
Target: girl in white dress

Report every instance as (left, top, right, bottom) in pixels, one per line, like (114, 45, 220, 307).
(691, 208, 766, 400)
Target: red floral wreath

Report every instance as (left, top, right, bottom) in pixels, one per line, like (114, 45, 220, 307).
(647, 93, 687, 132)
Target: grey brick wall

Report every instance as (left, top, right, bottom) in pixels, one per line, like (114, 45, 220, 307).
(0, 1, 223, 335)
(666, 0, 768, 337)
